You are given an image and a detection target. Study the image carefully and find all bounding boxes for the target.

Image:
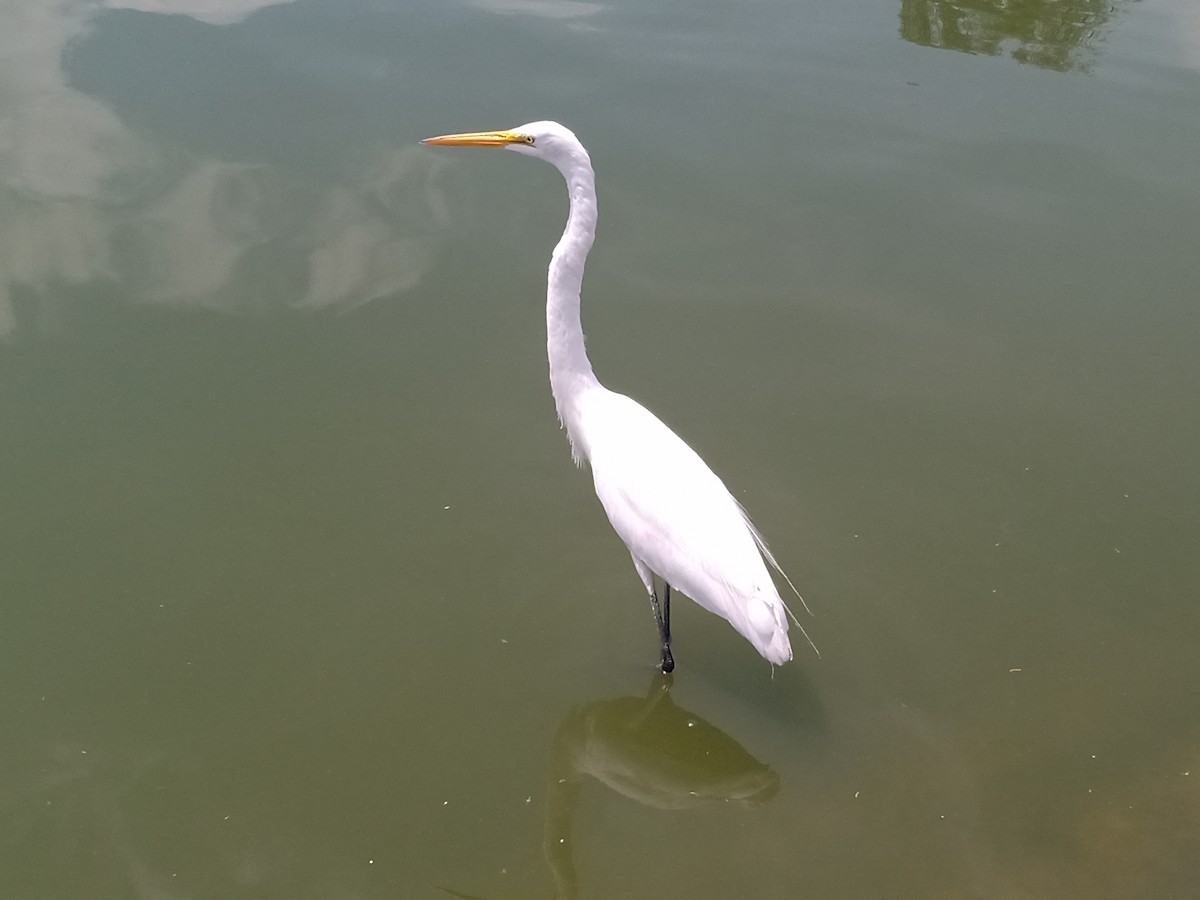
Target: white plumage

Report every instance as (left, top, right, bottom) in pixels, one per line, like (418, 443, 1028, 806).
(422, 120, 813, 670)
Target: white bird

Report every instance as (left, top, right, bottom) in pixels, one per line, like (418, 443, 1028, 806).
(421, 121, 814, 671)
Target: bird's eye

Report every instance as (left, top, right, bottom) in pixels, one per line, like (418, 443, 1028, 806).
(522, 135, 536, 145)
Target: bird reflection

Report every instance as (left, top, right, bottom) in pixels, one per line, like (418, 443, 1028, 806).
(899, 0, 1134, 72)
(542, 675, 778, 899)
(440, 676, 778, 899)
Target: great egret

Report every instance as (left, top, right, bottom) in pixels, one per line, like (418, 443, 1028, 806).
(422, 121, 814, 671)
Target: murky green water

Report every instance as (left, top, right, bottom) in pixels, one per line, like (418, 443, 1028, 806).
(2, 1, 1198, 897)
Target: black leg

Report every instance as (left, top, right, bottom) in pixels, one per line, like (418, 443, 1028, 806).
(649, 580, 675, 674)
(662, 582, 672, 648)
(659, 638, 675, 674)
(659, 581, 674, 673)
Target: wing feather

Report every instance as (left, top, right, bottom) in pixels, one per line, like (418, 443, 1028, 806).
(582, 391, 806, 662)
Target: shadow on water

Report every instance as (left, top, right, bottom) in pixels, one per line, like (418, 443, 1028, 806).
(442, 673, 784, 900)
(899, 0, 1140, 72)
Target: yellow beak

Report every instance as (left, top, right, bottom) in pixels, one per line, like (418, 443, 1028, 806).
(420, 129, 526, 147)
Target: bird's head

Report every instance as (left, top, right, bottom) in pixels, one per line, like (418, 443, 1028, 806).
(420, 120, 585, 168)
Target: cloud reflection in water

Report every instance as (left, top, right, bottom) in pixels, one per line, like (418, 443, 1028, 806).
(0, 0, 449, 337)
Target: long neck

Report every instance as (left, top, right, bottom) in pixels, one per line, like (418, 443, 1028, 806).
(547, 150, 603, 461)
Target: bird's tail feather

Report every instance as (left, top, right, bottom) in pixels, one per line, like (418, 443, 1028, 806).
(737, 504, 820, 659)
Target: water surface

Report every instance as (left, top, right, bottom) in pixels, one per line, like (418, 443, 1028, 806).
(2, 1, 1198, 897)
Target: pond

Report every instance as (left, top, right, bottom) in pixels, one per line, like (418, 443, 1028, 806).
(2, 1, 1198, 897)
